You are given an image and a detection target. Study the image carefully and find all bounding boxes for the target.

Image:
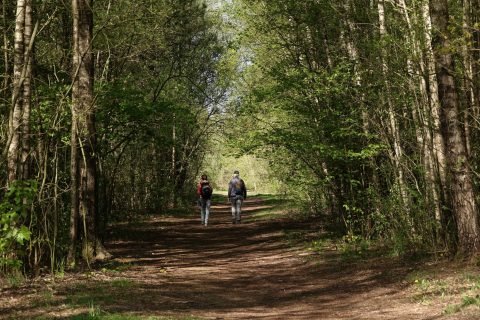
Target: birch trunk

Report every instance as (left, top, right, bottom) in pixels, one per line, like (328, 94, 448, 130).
(20, 0, 32, 180)
(421, 0, 449, 226)
(2, 1, 9, 111)
(399, 0, 444, 228)
(7, 0, 33, 183)
(399, 0, 430, 195)
(7, 0, 26, 184)
(462, 0, 475, 157)
(471, 0, 480, 122)
(377, 0, 410, 211)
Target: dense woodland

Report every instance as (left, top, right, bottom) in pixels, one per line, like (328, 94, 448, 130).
(2, 0, 480, 276)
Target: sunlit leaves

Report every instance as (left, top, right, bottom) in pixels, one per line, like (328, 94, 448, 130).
(0, 181, 37, 267)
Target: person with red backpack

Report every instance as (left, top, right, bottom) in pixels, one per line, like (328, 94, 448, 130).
(228, 170, 247, 224)
(197, 174, 213, 226)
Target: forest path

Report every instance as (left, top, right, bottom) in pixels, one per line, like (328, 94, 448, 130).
(97, 197, 439, 319)
(0, 197, 466, 319)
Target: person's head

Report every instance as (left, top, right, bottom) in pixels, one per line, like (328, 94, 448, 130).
(233, 170, 239, 178)
(201, 174, 208, 180)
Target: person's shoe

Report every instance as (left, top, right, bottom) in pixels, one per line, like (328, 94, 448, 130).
(232, 219, 236, 224)
(236, 219, 241, 224)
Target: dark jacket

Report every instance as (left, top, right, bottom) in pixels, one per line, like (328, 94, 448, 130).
(228, 177, 247, 199)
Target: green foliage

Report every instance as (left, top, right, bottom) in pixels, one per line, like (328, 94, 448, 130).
(93, 0, 232, 217)
(219, 0, 465, 257)
(3, 0, 478, 277)
(243, 194, 294, 222)
(4, 271, 26, 288)
(338, 234, 375, 261)
(0, 0, 235, 274)
(443, 275, 480, 314)
(202, 139, 280, 193)
(110, 278, 134, 288)
(444, 295, 480, 314)
(226, 0, 389, 240)
(0, 180, 37, 269)
(407, 270, 480, 313)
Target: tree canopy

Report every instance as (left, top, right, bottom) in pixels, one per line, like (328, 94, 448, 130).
(2, 0, 480, 274)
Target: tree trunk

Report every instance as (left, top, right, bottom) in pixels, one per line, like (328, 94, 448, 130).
(2, 0, 10, 114)
(7, 0, 26, 184)
(171, 113, 177, 208)
(377, 0, 410, 212)
(430, 0, 480, 255)
(71, 0, 110, 264)
(67, 115, 79, 267)
(419, 1, 452, 242)
(399, 0, 445, 239)
(462, 0, 475, 157)
(6, 0, 33, 184)
(342, 2, 382, 219)
(471, 0, 480, 123)
(20, 0, 32, 180)
(422, 0, 448, 197)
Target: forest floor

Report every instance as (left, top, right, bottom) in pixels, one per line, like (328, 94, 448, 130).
(1, 195, 480, 319)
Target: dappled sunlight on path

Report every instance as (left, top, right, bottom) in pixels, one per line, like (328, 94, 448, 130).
(98, 197, 439, 319)
(0, 197, 456, 319)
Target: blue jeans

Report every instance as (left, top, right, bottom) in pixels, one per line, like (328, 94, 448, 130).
(200, 198, 211, 225)
(230, 196, 243, 222)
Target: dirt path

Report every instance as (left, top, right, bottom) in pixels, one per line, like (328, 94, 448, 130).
(0, 197, 476, 319)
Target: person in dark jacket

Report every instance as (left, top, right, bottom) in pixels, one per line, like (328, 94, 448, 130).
(228, 170, 247, 224)
(197, 174, 213, 226)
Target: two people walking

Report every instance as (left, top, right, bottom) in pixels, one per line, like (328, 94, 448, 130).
(196, 170, 247, 225)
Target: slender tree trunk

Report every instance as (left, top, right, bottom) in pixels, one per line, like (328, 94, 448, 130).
(7, 0, 33, 183)
(20, 0, 32, 180)
(342, 2, 382, 219)
(422, 0, 449, 227)
(52, 149, 59, 273)
(67, 116, 79, 267)
(399, 0, 444, 235)
(422, 1, 447, 183)
(471, 0, 480, 122)
(7, 0, 26, 184)
(430, 0, 480, 255)
(171, 113, 177, 207)
(2, 0, 9, 114)
(377, 0, 410, 212)
(462, 0, 475, 157)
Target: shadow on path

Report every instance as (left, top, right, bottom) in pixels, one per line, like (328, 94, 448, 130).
(0, 197, 447, 319)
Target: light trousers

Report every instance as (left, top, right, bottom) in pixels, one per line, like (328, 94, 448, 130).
(200, 198, 211, 225)
(231, 196, 243, 222)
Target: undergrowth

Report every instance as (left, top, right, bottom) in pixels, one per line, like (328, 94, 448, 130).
(403, 267, 480, 315)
